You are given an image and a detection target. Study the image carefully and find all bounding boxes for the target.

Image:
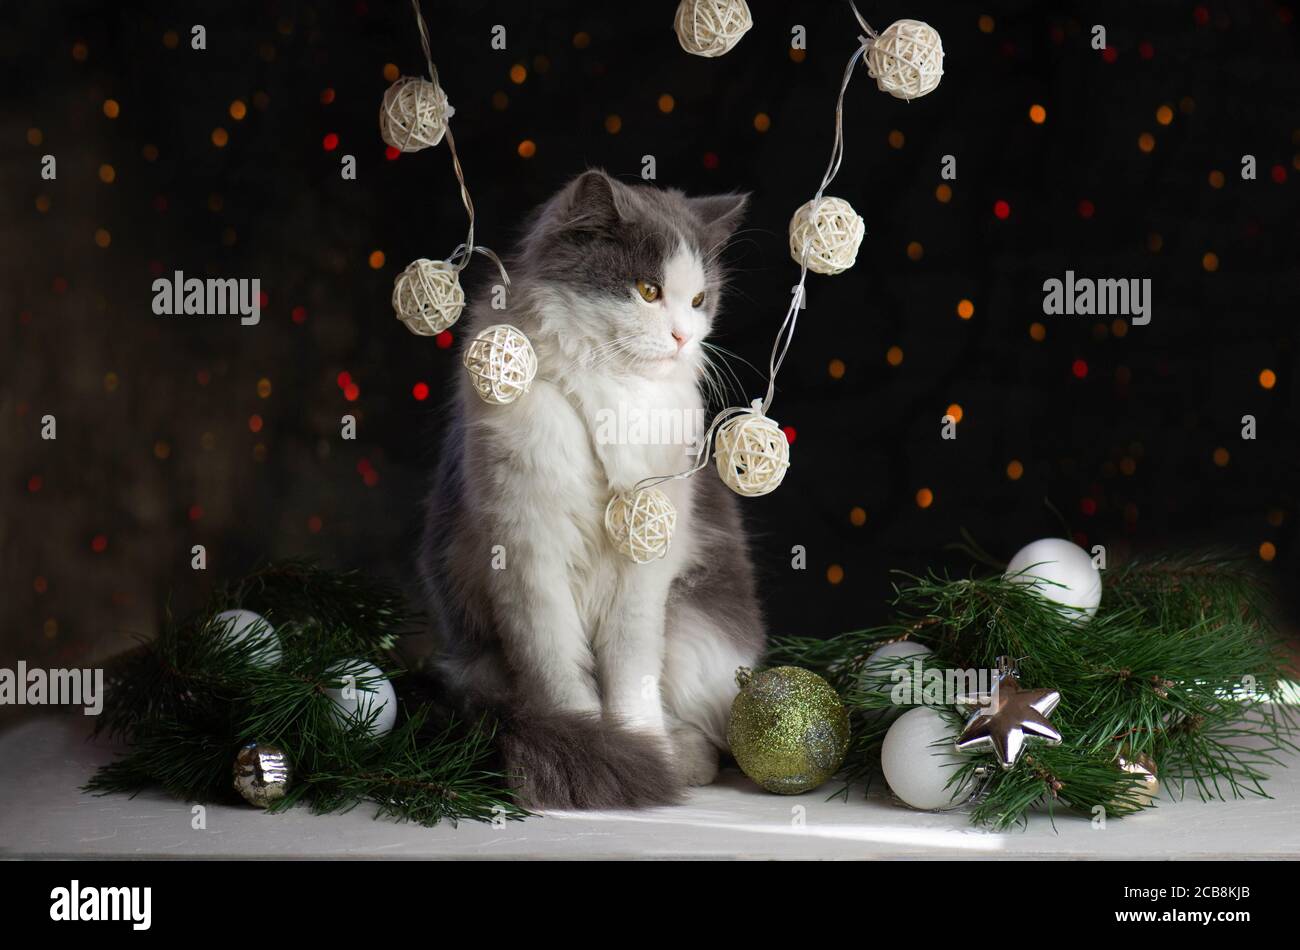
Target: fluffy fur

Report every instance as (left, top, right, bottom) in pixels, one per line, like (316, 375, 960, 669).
(419, 169, 765, 809)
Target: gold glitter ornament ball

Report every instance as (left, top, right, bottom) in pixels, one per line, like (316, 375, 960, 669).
(727, 666, 850, 794)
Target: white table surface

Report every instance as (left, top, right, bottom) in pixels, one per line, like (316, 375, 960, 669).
(3, 713, 1297, 860)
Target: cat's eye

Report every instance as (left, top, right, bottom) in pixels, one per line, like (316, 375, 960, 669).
(636, 279, 661, 303)
(691, 291, 706, 309)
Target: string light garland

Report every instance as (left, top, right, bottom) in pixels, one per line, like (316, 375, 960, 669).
(607, 4, 945, 562)
(380, 3, 941, 562)
(385, 0, 509, 336)
(673, 0, 754, 58)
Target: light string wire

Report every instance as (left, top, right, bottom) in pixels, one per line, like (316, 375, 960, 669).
(409, 0, 510, 288)
(631, 2, 878, 497)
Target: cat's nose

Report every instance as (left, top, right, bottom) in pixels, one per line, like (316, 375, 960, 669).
(671, 328, 689, 349)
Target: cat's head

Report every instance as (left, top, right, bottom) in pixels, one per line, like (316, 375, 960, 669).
(521, 169, 748, 380)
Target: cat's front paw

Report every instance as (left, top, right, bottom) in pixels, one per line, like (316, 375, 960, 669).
(670, 722, 719, 787)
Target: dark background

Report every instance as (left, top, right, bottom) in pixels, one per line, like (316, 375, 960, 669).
(4, 0, 1298, 685)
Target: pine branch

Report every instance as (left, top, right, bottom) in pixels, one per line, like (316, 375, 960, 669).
(770, 551, 1298, 829)
(280, 710, 530, 827)
(86, 561, 524, 827)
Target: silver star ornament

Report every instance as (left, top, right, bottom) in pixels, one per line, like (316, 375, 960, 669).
(955, 667, 1062, 769)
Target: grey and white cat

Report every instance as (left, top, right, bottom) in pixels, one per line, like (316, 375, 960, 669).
(419, 169, 766, 809)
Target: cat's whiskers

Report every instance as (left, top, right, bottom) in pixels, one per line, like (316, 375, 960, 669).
(584, 336, 644, 373)
(581, 334, 642, 370)
(696, 350, 735, 411)
(707, 343, 748, 405)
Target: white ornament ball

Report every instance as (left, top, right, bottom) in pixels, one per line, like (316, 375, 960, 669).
(212, 609, 281, 668)
(861, 641, 933, 721)
(865, 19, 945, 101)
(379, 76, 454, 152)
(1004, 538, 1102, 619)
(714, 403, 791, 497)
(673, 0, 753, 58)
(788, 196, 866, 275)
(881, 705, 972, 810)
(393, 259, 465, 336)
(863, 640, 933, 689)
(605, 488, 677, 563)
(323, 661, 398, 738)
(463, 324, 538, 405)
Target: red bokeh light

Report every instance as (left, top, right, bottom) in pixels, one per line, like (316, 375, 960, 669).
(322, 132, 339, 151)
(434, 331, 453, 349)
(1072, 359, 1089, 379)
(412, 382, 430, 400)
(993, 199, 1011, 220)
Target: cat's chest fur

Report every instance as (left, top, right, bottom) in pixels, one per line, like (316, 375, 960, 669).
(474, 366, 701, 632)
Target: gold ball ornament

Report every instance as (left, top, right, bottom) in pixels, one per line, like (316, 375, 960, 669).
(605, 488, 677, 563)
(232, 741, 292, 808)
(727, 666, 850, 794)
(865, 19, 945, 101)
(714, 401, 791, 497)
(463, 324, 538, 405)
(379, 76, 454, 152)
(393, 258, 465, 336)
(673, 0, 753, 58)
(788, 196, 866, 275)
(1114, 749, 1160, 809)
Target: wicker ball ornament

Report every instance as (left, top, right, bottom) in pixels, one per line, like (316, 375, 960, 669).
(605, 488, 677, 563)
(714, 402, 790, 497)
(393, 259, 465, 335)
(788, 196, 866, 275)
(379, 76, 454, 152)
(463, 325, 538, 405)
(673, 0, 753, 58)
(865, 19, 945, 101)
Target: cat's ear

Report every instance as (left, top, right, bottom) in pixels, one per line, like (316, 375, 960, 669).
(690, 192, 749, 250)
(565, 169, 622, 233)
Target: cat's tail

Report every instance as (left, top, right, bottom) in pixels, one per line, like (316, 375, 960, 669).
(494, 707, 684, 810)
